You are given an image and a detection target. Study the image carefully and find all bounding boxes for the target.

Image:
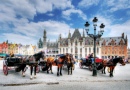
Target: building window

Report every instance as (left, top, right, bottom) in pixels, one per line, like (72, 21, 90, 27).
(75, 47, 78, 53)
(80, 42, 82, 45)
(89, 48, 91, 53)
(75, 41, 77, 46)
(97, 47, 99, 54)
(71, 48, 73, 53)
(80, 48, 82, 53)
(66, 48, 68, 53)
(85, 48, 87, 53)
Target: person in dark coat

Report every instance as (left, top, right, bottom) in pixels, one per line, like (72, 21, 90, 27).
(88, 53, 94, 64)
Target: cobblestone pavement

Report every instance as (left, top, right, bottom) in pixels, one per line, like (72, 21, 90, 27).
(0, 60, 130, 90)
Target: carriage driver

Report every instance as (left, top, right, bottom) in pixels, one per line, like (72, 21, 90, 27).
(10, 52, 14, 57)
(88, 53, 94, 64)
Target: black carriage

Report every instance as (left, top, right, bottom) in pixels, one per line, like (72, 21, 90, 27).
(3, 54, 25, 75)
(37, 60, 47, 72)
(79, 58, 103, 71)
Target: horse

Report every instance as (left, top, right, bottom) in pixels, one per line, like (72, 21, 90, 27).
(23, 51, 45, 79)
(55, 54, 66, 76)
(39, 56, 54, 74)
(101, 57, 125, 77)
(64, 53, 75, 75)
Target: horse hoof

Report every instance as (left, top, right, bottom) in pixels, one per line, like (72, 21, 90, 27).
(57, 73, 59, 76)
(34, 76, 37, 79)
(22, 74, 25, 77)
(22, 73, 25, 77)
(60, 73, 62, 76)
(51, 72, 53, 74)
(30, 77, 33, 80)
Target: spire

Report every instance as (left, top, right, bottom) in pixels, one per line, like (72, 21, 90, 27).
(58, 34, 62, 41)
(43, 29, 47, 48)
(83, 29, 85, 37)
(68, 30, 71, 38)
(125, 35, 128, 45)
(126, 35, 127, 39)
(122, 32, 124, 38)
(43, 29, 46, 38)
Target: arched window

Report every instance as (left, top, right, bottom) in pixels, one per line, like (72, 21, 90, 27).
(75, 47, 78, 53)
(75, 40, 77, 46)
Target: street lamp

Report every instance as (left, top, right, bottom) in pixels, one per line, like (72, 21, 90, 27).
(84, 17, 105, 76)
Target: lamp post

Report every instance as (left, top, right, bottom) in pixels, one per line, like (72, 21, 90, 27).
(84, 17, 105, 76)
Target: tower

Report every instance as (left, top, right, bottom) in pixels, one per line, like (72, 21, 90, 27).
(43, 29, 47, 48)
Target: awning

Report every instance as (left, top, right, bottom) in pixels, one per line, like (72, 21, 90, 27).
(0, 53, 7, 57)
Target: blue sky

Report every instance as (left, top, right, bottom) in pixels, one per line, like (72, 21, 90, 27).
(0, 0, 130, 47)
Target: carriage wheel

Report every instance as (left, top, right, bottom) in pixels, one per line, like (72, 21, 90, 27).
(3, 65, 8, 75)
(36, 66, 40, 73)
(79, 62, 83, 69)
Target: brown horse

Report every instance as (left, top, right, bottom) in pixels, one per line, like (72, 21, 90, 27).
(64, 53, 75, 75)
(43, 57, 54, 74)
(102, 57, 125, 77)
(55, 54, 66, 76)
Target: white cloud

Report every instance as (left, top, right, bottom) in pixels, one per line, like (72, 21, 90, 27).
(78, 0, 100, 8)
(0, 19, 75, 44)
(62, 8, 87, 20)
(0, 0, 36, 20)
(49, 0, 74, 9)
(30, 0, 74, 13)
(0, 0, 74, 21)
(105, 0, 130, 12)
(47, 13, 54, 16)
(0, 0, 75, 44)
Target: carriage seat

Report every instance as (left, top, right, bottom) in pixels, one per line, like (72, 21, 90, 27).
(6, 57, 22, 66)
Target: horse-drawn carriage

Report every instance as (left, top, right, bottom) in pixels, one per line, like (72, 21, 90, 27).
(3, 54, 26, 75)
(79, 57, 103, 71)
(37, 54, 65, 73)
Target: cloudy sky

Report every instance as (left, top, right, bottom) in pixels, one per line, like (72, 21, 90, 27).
(0, 0, 130, 47)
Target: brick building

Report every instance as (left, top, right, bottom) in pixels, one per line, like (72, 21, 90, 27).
(101, 33, 127, 59)
(0, 42, 8, 54)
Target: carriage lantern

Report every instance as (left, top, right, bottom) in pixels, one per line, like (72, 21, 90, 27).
(84, 17, 105, 76)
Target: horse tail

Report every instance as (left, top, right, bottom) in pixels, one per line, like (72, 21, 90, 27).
(107, 67, 110, 73)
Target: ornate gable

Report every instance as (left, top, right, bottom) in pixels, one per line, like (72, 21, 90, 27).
(71, 29, 81, 39)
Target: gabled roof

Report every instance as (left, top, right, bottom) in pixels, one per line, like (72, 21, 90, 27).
(71, 29, 81, 39)
(100, 37, 126, 45)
